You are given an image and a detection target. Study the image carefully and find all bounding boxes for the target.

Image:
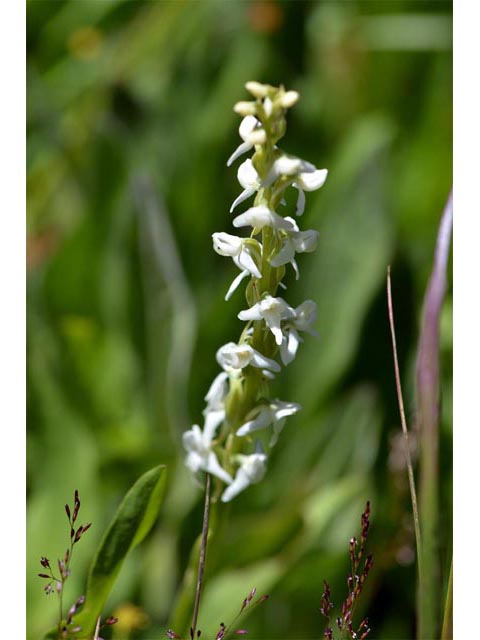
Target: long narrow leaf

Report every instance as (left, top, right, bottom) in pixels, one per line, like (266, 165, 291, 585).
(70, 465, 167, 638)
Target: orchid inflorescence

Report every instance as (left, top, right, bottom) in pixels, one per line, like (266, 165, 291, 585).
(183, 81, 328, 502)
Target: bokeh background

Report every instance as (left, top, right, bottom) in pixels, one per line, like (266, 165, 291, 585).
(27, 1, 452, 638)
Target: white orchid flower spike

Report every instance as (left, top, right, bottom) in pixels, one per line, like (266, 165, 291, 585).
(182, 82, 328, 501)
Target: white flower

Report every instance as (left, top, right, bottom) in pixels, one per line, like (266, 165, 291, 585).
(213, 232, 263, 300)
(275, 155, 314, 176)
(212, 232, 262, 278)
(227, 116, 266, 167)
(263, 155, 315, 188)
(204, 371, 229, 410)
(230, 159, 261, 212)
(238, 295, 295, 345)
(293, 168, 328, 215)
(269, 217, 319, 279)
(236, 400, 302, 446)
(279, 300, 318, 365)
(233, 205, 295, 232)
(183, 424, 232, 485)
(216, 342, 280, 373)
(263, 153, 328, 215)
(221, 452, 267, 502)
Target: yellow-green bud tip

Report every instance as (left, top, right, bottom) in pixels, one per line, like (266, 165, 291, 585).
(280, 90, 300, 108)
(245, 81, 269, 98)
(233, 101, 257, 117)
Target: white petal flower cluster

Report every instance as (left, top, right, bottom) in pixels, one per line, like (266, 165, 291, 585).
(216, 342, 280, 374)
(183, 81, 328, 502)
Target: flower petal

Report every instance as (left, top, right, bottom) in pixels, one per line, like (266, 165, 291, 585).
(205, 452, 233, 484)
(203, 408, 225, 443)
(249, 349, 281, 372)
(269, 418, 286, 447)
(269, 239, 296, 267)
(227, 141, 253, 167)
(221, 468, 251, 502)
(233, 206, 295, 231)
(297, 168, 328, 191)
(279, 329, 299, 365)
(238, 302, 262, 322)
(295, 187, 306, 216)
(230, 187, 256, 213)
(225, 269, 250, 301)
(212, 232, 242, 256)
(216, 342, 253, 370)
(293, 300, 317, 333)
(237, 158, 259, 189)
(239, 115, 259, 139)
(235, 248, 261, 278)
(236, 409, 272, 436)
(205, 372, 228, 408)
(293, 229, 319, 253)
(182, 425, 203, 453)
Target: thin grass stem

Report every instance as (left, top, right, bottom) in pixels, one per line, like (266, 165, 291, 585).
(387, 268, 423, 580)
(191, 473, 212, 640)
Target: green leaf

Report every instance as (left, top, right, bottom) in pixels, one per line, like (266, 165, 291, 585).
(70, 465, 167, 638)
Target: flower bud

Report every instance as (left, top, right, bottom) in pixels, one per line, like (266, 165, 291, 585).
(234, 101, 257, 117)
(245, 81, 269, 98)
(263, 97, 273, 118)
(280, 90, 300, 108)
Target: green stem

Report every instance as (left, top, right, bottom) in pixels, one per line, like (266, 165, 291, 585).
(440, 561, 453, 640)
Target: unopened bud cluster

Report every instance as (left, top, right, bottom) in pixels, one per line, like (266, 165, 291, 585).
(183, 82, 328, 501)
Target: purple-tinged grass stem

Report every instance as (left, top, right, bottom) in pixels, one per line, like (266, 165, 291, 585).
(416, 191, 452, 639)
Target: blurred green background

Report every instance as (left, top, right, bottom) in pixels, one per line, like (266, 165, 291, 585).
(27, 1, 452, 638)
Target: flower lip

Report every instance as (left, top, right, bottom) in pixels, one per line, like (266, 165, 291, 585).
(183, 424, 233, 485)
(227, 116, 265, 167)
(238, 295, 295, 346)
(221, 452, 268, 502)
(233, 205, 295, 232)
(236, 399, 302, 438)
(212, 232, 262, 280)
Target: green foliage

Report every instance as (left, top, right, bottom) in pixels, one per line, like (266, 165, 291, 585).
(28, 1, 452, 638)
(71, 465, 167, 638)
